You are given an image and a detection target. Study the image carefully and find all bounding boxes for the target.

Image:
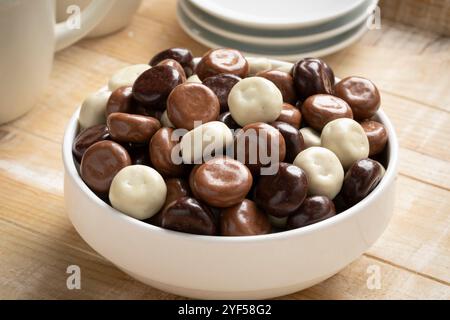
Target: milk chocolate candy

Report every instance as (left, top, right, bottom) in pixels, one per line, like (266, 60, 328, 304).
(149, 127, 187, 177)
(73, 124, 110, 162)
(192, 157, 253, 208)
(360, 120, 388, 156)
(107, 113, 161, 144)
(301, 94, 353, 131)
(167, 83, 220, 130)
(334, 76, 380, 120)
(256, 70, 297, 104)
(196, 48, 249, 80)
(220, 199, 271, 236)
(80, 140, 131, 194)
(234, 122, 286, 175)
(276, 103, 302, 129)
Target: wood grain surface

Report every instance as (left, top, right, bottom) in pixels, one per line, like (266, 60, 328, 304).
(0, 0, 449, 299)
(379, 0, 450, 36)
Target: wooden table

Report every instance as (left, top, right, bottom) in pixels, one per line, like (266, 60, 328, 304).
(0, 0, 449, 299)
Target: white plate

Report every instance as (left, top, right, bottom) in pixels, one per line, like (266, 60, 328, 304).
(177, 4, 370, 61)
(188, 0, 365, 29)
(181, 0, 376, 46)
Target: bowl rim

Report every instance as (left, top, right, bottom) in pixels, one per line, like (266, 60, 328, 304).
(62, 61, 399, 244)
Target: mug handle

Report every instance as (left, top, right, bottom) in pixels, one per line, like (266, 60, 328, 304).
(54, 0, 117, 51)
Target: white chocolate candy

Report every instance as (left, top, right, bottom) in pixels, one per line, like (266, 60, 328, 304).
(109, 165, 167, 220)
(294, 147, 344, 199)
(228, 77, 283, 127)
(186, 74, 202, 84)
(78, 89, 111, 129)
(180, 121, 233, 164)
(161, 110, 174, 128)
(299, 127, 321, 149)
(321, 118, 370, 169)
(246, 57, 272, 75)
(108, 64, 151, 91)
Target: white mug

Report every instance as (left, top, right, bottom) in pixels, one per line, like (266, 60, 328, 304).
(56, 0, 142, 38)
(0, 0, 116, 124)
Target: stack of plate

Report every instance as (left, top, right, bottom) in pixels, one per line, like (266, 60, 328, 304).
(177, 0, 377, 61)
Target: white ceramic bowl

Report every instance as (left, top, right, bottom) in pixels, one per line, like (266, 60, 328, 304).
(62, 61, 398, 299)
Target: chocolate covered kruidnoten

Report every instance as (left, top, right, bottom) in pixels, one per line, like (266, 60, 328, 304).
(203, 74, 241, 112)
(149, 47, 195, 77)
(277, 103, 302, 129)
(74, 47, 389, 236)
(167, 83, 220, 130)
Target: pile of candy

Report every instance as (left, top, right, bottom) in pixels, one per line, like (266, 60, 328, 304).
(73, 47, 388, 236)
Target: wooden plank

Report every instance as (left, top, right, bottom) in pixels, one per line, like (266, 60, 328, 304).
(379, 0, 450, 36)
(0, 174, 92, 254)
(0, 127, 63, 195)
(381, 92, 450, 163)
(368, 175, 450, 283)
(0, 220, 179, 300)
(399, 148, 450, 190)
(290, 255, 450, 300)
